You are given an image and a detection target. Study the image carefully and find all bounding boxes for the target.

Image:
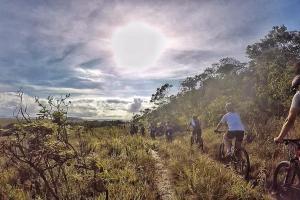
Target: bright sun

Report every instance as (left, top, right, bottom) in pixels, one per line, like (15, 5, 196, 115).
(112, 22, 167, 69)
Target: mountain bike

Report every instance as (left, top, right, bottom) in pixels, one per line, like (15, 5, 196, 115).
(215, 130, 250, 180)
(166, 128, 173, 142)
(190, 130, 204, 152)
(273, 139, 300, 192)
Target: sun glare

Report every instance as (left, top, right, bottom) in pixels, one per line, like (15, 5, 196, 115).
(112, 22, 167, 69)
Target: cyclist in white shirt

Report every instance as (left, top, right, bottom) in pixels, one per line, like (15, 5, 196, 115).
(215, 103, 245, 156)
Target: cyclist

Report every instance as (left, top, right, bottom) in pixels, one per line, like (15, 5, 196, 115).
(149, 123, 156, 139)
(165, 121, 174, 142)
(215, 102, 245, 157)
(130, 123, 135, 135)
(274, 62, 300, 143)
(189, 115, 202, 146)
(140, 124, 145, 136)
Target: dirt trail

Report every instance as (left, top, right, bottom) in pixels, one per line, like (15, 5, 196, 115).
(149, 149, 177, 200)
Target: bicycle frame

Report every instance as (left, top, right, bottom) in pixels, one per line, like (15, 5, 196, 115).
(286, 156, 300, 185)
(273, 139, 300, 191)
(216, 130, 241, 154)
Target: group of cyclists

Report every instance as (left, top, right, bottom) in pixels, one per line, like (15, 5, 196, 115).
(190, 62, 300, 159)
(148, 121, 175, 141)
(153, 62, 300, 161)
(127, 62, 300, 192)
(129, 123, 145, 135)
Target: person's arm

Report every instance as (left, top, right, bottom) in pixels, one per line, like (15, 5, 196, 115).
(274, 107, 300, 143)
(215, 121, 223, 131)
(215, 115, 226, 132)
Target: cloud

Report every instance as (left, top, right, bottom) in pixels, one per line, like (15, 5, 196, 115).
(0, 0, 299, 119)
(79, 58, 102, 69)
(46, 43, 84, 65)
(128, 98, 143, 113)
(106, 99, 130, 104)
(0, 92, 38, 118)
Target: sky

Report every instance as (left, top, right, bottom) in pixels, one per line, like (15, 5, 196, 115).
(0, 0, 299, 120)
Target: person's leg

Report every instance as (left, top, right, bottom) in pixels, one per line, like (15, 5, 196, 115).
(234, 131, 244, 151)
(196, 129, 202, 144)
(224, 132, 233, 155)
(191, 130, 194, 145)
(197, 130, 203, 150)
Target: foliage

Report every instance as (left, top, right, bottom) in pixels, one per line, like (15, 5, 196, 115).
(142, 25, 300, 138)
(0, 93, 106, 199)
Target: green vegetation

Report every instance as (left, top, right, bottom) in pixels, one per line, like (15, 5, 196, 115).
(0, 25, 299, 199)
(136, 25, 300, 194)
(0, 93, 158, 199)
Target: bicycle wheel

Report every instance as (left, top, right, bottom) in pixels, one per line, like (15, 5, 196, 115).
(273, 161, 294, 192)
(198, 138, 204, 152)
(234, 148, 250, 180)
(190, 135, 195, 146)
(218, 143, 225, 161)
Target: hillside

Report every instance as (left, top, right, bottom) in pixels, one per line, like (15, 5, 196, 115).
(132, 25, 300, 199)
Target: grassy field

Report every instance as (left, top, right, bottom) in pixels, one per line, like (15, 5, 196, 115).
(156, 133, 269, 200)
(0, 124, 159, 199)
(0, 119, 277, 199)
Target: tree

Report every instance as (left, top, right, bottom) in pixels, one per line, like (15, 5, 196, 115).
(150, 83, 173, 106)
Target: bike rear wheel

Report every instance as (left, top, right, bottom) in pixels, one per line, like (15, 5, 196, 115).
(273, 161, 294, 192)
(233, 148, 250, 180)
(198, 137, 204, 152)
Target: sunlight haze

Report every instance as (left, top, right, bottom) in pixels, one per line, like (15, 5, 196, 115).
(112, 22, 168, 69)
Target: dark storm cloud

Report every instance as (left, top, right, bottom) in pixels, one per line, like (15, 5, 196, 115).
(47, 43, 84, 65)
(80, 58, 102, 69)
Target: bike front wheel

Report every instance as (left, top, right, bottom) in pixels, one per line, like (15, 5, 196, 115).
(273, 161, 294, 192)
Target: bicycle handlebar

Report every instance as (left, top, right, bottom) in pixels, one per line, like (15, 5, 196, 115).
(282, 139, 300, 145)
(214, 130, 226, 133)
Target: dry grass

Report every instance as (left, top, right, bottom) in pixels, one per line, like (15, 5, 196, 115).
(155, 134, 269, 200)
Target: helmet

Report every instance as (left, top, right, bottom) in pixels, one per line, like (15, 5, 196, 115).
(291, 75, 300, 92)
(225, 102, 234, 112)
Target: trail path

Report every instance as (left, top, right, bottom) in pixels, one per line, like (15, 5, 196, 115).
(149, 149, 177, 200)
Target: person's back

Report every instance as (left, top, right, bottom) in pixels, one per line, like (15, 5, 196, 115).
(221, 112, 244, 132)
(215, 103, 245, 156)
(191, 117, 201, 131)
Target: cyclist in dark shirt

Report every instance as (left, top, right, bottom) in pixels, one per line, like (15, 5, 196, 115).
(274, 62, 300, 143)
(165, 121, 174, 142)
(149, 123, 156, 139)
(190, 115, 202, 146)
(140, 125, 145, 136)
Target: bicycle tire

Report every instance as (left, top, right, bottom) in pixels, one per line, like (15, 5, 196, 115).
(198, 138, 204, 152)
(218, 143, 225, 161)
(234, 148, 250, 180)
(190, 135, 195, 146)
(273, 161, 294, 192)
